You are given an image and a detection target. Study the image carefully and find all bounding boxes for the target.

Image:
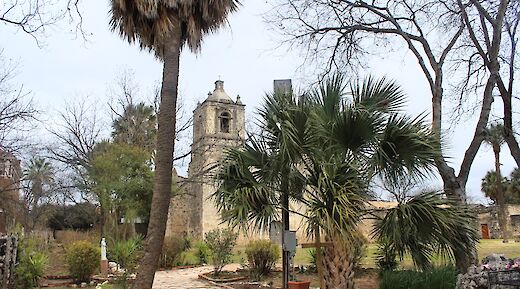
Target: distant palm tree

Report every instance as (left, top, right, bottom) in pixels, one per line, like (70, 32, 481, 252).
(483, 123, 510, 242)
(24, 157, 53, 208)
(214, 75, 442, 288)
(481, 170, 507, 202)
(112, 103, 157, 153)
(109, 1, 240, 287)
(24, 157, 54, 227)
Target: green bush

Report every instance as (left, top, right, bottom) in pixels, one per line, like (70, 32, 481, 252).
(379, 266, 457, 289)
(375, 240, 398, 272)
(204, 228, 238, 276)
(66, 241, 100, 283)
(194, 241, 210, 264)
(159, 236, 191, 268)
(110, 236, 143, 289)
(307, 248, 323, 272)
(14, 230, 48, 289)
(15, 252, 48, 289)
(245, 240, 280, 280)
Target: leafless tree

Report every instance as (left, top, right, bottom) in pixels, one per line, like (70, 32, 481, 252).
(456, 0, 520, 167)
(1, 0, 85, 43)
(47, 98, 103, 201)
(0, 50, 38, 154)
(107, 69, 194, 165)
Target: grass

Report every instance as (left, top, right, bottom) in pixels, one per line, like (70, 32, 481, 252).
(231, 239, 520, 269)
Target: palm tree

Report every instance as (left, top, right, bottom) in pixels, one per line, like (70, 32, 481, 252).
(508, 168, 520, 203)
(112, 103, 157, 153)
(214, 75, 441, 288)
(483, 123, 510, 242)
(215, 88, 312, 286)
(481, 170, 509, 202)
(24, 157, 54, 227)
(373, 190, 478, 271)
(109, 1, 240, 287)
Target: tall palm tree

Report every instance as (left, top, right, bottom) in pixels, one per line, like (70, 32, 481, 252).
(109, 1, 240, 287)
(483, 123, 510, 242)
(214, 75, 441, 288)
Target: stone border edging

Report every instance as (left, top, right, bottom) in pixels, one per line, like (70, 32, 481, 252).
(198, 271, 248, 283)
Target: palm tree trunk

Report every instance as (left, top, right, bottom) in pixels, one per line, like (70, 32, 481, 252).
(133, 25, 181, 289)
(493, 145, 510, 242)
(322, 234, 355, 289)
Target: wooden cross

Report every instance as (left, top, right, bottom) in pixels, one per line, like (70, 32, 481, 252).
(299, 226, 332, 289)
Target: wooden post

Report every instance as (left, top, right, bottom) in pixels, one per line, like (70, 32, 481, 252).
(301, 229, 332, 289)
(315, 227, 325, 289)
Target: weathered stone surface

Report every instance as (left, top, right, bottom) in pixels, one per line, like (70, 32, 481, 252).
(456, 254, 520, 289)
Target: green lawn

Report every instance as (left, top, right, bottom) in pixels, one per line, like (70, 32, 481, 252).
(234, 239, 520, 269)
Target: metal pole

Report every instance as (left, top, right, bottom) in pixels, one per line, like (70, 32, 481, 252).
(282, 188, 290, 289)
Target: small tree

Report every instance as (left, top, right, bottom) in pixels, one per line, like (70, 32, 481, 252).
(204, 228, 238, 276)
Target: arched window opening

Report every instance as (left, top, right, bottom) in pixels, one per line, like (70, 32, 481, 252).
(220, 112, 231, 133)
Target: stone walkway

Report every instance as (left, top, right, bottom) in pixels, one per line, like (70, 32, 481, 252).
(152, 265, 239, 289)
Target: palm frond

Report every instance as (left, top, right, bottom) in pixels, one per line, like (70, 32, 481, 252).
(372, 113, 440, 185)
(350, 76, 406, 113)
(372, 191, 479, 270)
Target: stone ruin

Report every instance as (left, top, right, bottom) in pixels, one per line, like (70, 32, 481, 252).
(456, 254, 520, 289)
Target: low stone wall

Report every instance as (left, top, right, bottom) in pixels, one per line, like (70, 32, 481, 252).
(456, 254, 520, 289)
(0, 234, 18, 289)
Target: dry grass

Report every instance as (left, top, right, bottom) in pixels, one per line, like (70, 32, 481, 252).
(54, 229, 100, 246)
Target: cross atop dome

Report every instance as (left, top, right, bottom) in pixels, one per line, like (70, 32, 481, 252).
(207, 80, 233, 103)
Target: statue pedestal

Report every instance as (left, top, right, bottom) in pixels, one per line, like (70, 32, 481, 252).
(100, 259, 109, 277)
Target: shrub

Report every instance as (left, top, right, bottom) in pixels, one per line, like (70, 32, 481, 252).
(204, 228, 238, 276)
(245, 240, 280, 280)
(194, 241, 210, 264)
(110, 236, 143, 289)
(15, 252, 47, 289)
(66, 240, 100, 283)
(379, 266, 457, 289)
(307, 248, 324, 272)
(350, 231, 367, 270)
(159, 236, 191, 268)
(375, 240, 398, 272)
(15, 230, 48, 289)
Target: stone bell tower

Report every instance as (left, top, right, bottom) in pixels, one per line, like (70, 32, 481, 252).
(190, 80, 246, 238)
(166, 80, 246, 239)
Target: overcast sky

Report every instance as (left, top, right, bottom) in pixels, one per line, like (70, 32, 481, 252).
(1, 0, 516, 204)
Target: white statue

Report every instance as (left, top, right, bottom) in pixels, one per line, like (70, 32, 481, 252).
(101, 238, 107, 261)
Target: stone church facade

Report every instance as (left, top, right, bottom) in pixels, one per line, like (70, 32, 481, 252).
(165, 80, 246, 240)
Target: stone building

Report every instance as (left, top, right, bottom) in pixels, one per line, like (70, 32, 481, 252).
(478, 204, 520, 239)
(0, 149, 22, 234)
(166, 80, 246, 240)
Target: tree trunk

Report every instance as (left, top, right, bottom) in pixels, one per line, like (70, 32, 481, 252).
(493, 145, 510, 242)
(321, 234, 355, 289)
(133, 26, 181, 289)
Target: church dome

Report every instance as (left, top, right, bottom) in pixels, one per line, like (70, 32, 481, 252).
(207, 80, 233, 103)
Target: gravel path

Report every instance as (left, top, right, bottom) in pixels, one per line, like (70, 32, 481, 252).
(152, 265, 239, 289)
